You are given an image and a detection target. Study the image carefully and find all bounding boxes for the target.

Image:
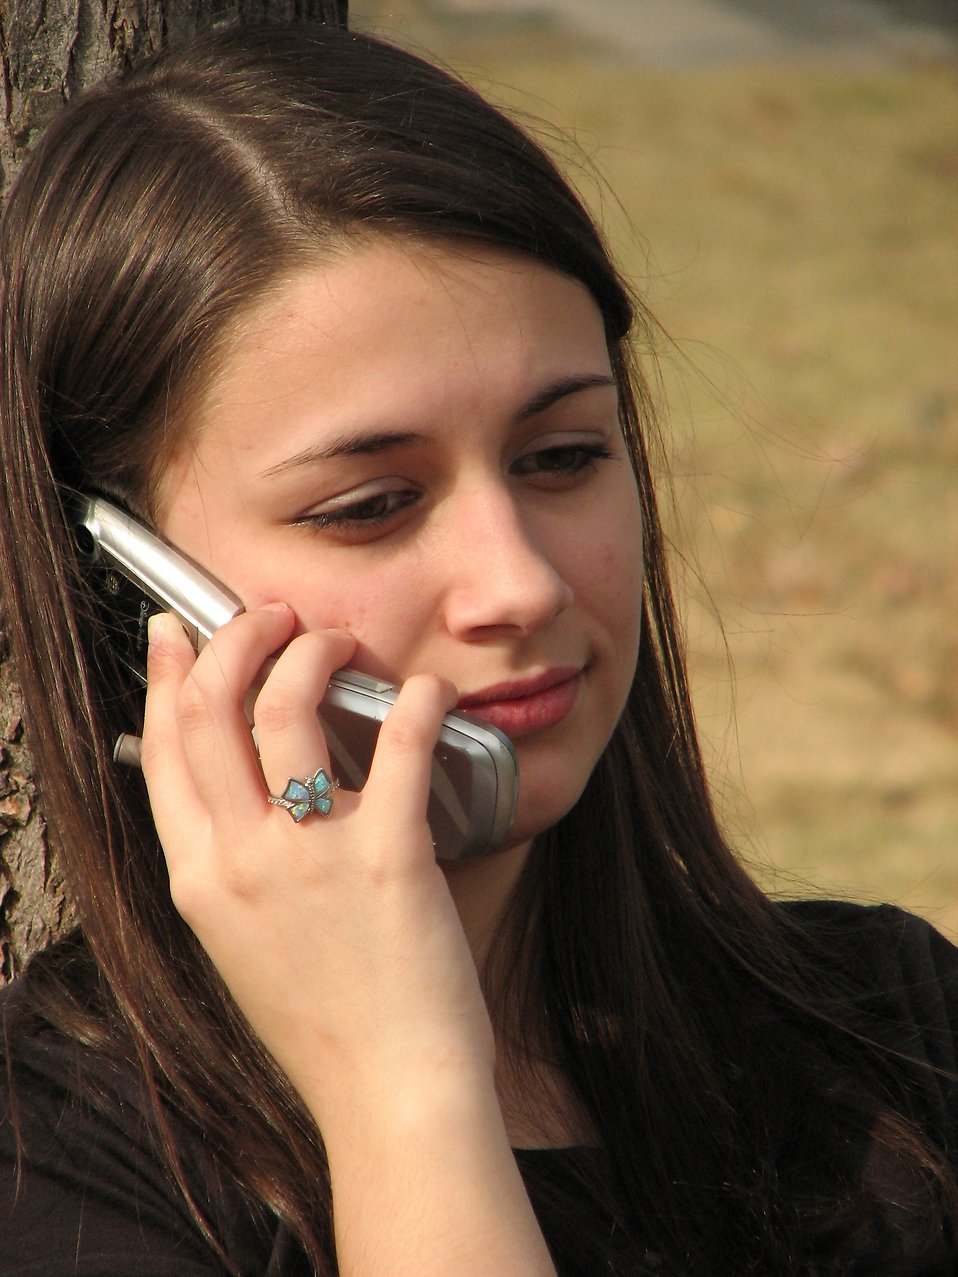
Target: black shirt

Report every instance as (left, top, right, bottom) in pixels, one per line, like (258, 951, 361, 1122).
(1, 902, 956, 1275)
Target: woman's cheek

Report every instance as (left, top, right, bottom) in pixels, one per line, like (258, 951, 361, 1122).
(294, 587, 426, 678)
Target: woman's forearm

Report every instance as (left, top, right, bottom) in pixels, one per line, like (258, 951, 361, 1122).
(319, 1066, 557, 1277)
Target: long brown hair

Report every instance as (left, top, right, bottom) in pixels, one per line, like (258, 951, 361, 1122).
(0, 23, 953, 1273)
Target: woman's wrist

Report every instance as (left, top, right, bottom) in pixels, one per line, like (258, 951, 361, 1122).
(305, 1048, 499, 1151)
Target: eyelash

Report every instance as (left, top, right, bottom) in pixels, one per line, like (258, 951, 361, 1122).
(300, 489, 418, 532)
(512, 441, 614, 479)
(299, 442, 615, 534)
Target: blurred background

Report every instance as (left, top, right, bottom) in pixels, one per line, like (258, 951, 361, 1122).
(351, 0, 958, 935)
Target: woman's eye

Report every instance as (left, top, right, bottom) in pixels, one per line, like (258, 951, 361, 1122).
(512, 442, 614, 480)
(297, 487, 419, 535)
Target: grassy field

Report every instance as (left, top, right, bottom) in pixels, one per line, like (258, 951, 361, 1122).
(351, 2, 958, 934)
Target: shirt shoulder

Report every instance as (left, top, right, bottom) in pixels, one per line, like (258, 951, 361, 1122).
(780, 900, 958, 1128)
(781, 901, 958, 1035)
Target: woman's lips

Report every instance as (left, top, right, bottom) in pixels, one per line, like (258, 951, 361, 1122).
(456, 669, 582, 738)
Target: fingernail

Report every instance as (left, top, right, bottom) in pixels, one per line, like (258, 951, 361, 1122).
(260, 601, 291, 614)
(147, 612, 177, 644)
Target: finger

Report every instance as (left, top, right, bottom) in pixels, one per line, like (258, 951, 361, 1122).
(254, 628, 355, 803)
(173, 603, 297, 821)
(140, 612, 209, 856)
(362, 674, 457, 852)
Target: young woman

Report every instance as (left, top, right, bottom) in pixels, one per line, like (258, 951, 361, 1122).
(0, 22, 954, 1277)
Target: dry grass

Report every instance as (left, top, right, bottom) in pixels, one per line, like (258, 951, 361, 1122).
(352, 3, 958, 934)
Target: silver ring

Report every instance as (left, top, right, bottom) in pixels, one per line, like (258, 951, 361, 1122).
(267, 768, 338, 822)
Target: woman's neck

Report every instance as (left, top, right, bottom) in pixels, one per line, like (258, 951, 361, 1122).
(442, 840, 596, 1151)
(440, 838, 532, 969)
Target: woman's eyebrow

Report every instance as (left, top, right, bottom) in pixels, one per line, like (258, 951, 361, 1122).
(260, 431, 422, 477)
(260, 375, 616, 477)
(517, 373, 616, 420)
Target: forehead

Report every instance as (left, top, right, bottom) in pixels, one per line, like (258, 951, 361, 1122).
(227, 238, 606, 372)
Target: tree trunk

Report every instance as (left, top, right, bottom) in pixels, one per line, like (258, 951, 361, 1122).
(0, 0, 348, 984)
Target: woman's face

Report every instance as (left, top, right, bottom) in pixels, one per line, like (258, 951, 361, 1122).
(157, 239, 643, 850)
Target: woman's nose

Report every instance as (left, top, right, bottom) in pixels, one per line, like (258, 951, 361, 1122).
(441, 489, 573, 640)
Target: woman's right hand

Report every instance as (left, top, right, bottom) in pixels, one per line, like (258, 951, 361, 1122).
(140, 605, 557, 1276)
(140, 603, 494, 1123)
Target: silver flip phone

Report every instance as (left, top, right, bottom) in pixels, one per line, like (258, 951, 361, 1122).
(72, 495, 518, 860)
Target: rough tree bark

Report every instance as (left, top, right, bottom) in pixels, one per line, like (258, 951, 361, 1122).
(0, 0, 348, 984)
